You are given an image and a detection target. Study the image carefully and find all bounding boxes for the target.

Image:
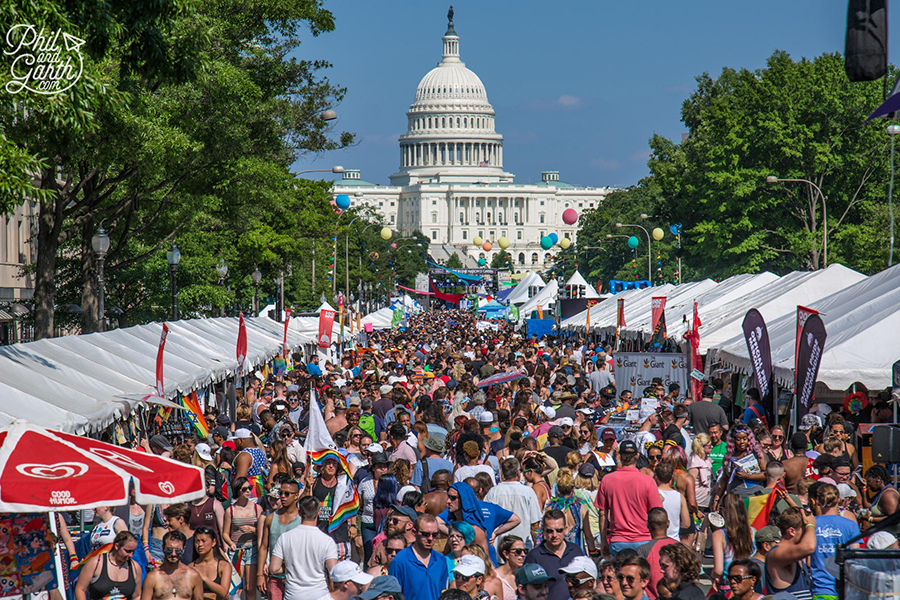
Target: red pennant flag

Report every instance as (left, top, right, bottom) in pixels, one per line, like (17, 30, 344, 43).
(236, 312, 247, 375)
(156, 324, 168, 397)
(318, 309, 336, 349)
(651, 297, 667, 332)
(617, 298, 626, 327)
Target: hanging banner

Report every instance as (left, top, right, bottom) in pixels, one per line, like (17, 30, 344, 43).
(892, 359, 900, 400)
(795, 314, 827, 418)
(236, 312, 247, 375)
(795, 305, 819, 379)
(156, 323, 169, 396)
(651, 297, 667, 334)
(282, 309, 291, 356)
(318, 309, 336, 349)
(0, 513, 58, 595)
(617, 298, 626, 327)
(614, 352, 689, 396)
(742, 308, 774, 421)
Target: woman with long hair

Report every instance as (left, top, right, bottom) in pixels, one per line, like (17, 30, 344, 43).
(573, 463, 601, 551)
(711, 493, 755, 594)
(494, 535, 526, 600)
(192, 526, 233, 600)
(374, 474, 400, 532)
(522, 455, 551, 509)
(222, 477, 261, 600)
(768, 425, 793, 461)
(344, 425, 365, 455)
(718, 425, 768, 496)
(266, 440, 291, 490)
(689, 433, 713, 511)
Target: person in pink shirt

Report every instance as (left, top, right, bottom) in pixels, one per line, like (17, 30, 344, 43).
(595, 440, 662, 556)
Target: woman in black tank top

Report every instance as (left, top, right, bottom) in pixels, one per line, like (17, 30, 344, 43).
(74, 531, 140, 600)
(192, 526, 232, 600)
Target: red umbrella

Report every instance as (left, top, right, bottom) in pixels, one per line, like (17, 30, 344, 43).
(0, 420, 205, 512)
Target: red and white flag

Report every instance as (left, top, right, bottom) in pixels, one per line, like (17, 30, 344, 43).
(318, 309, 336, 349)
(651, 297, 667, 332)
(617, 298, 626, 327)
(155, 324, 168, 397)
(236, 312, 247, 374)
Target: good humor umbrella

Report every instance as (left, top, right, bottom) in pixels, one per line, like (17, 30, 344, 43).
(0, 420, 205, 512)
(476, 370, 527, 388)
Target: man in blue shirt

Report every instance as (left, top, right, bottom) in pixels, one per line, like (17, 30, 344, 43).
(810, 482, 860, 599)
(306, 354, 323, 376)
(524, 510, 584, 600)
(389, 514, 448, 600)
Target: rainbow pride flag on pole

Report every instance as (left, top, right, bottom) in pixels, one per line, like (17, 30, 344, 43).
(274, 355, 287, 377)
(182, 391, 208, 438)
(74, 543, 113, 570)
(744, 481, 785, 530)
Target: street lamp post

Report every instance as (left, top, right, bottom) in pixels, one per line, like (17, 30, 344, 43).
(766, 175, 828, 268)
(274, 274, 283, 321)
(615, 223, 652, 282)
(251, 266, 262, 316)
(216, 260, 228, 317)
(295, 165, 345, 177)
(166, 243, 181, 320)
(91, 226, 110, 331)
(886, 124, 900, 266)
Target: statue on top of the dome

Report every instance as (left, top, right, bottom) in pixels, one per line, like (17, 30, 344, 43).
(448, 6, 454, 26)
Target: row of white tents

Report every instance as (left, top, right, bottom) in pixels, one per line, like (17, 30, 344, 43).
(561, 263, 898, 391)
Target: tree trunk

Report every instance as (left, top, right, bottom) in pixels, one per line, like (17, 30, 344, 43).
(33, 172, 62, 340)
(81, 218, 99, 333)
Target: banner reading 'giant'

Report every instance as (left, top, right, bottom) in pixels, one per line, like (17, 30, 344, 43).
(614, 352, 689, 396)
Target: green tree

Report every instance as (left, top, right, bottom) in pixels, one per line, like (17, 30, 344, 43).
(490, 250, 514, 272)
(649, 51, 893, 278)
(445, 252, 464, 269)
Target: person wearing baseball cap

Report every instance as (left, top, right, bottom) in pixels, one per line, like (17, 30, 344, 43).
(558, 555, 597, 597)
(321, 560, 374, 600)
(358, 575, 404, 600)
(595, 439, 662, 556)
(452, 555, 487, 597)
(515, 564, 555, 600)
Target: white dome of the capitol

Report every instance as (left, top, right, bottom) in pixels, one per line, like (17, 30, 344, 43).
(392, 7, 513, 185)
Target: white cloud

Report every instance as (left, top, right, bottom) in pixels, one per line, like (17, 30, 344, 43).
(557, 94, 582, 107)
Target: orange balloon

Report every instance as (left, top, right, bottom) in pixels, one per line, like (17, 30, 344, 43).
(482, 241, 492, 251)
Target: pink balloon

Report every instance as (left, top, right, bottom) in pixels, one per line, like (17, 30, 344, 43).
(391, 243, 397, 249)
(562, 208, 578, 225)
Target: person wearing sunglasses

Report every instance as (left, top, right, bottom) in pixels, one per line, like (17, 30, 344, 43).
(268, 496, 338, 600)
(140, 530, 204, 600)
(222, 477, 263, 600)
(523, 510, 582, 600)
(557, 555, 597, 598)
(388, 514, 449, 600)
(616, 556, 651, 600)
(257, 481, 304, 600)
(368, 534, 408, 578)
(450, 555, 487, 598)
(494, 535, 526, 598)
(726, 559, 763, 600)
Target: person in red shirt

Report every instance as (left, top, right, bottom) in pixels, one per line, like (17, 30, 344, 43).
(635, 508, 678, 599)
(595, 440, 662, 556)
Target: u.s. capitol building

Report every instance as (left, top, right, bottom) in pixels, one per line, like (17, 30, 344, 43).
(335, 9, 612, 271)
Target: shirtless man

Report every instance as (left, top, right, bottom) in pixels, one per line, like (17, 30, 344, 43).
(781, 433, 813, 494)
(422, 470, 451, 517)
(141, 531, 203, 600)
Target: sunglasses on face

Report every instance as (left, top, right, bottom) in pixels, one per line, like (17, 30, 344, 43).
(447, 494, 460, 501)
(545, 527, 565, 534)
(386, 547, 403, 555)
(728, 574, 753, 582)
(455, 573, 478, 583)
(163, 547, 184, 556)
(648, 455, 661, 461)
(278, 490, 297, 497)
(508, 548, 526, 556)
(240, 487, 252, 493)
(417, 531, 437, 538)
(566, 575, 594, 586)
(616, 574, 636, 584)
(772, 435, 784, 440)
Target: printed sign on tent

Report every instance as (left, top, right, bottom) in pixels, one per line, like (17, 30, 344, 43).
(318, 309, 335, 349)
(614, 352, 688, 396)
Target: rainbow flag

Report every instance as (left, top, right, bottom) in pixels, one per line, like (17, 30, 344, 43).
(74, 543, 113, 570)
(231, 547, 244, 572)
(744, 482, 784, 530)
(309, 449, 358, 531)
(249, 474, 266, 498)
(310, 449, 352, 474)
(274, 356, 287, 377)
(182, 391, 208, 438)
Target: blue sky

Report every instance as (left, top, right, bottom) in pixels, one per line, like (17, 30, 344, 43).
(292, 1, 882, 189)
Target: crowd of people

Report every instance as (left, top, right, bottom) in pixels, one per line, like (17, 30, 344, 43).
(74, 309, 898, 600)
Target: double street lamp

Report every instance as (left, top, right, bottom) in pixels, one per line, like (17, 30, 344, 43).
(766, 175, 828, 268)
(91, 226, 110, 331)
(166, 243, 181, 320)
(614, 222, 652, 281)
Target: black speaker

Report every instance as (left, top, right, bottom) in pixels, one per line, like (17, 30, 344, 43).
(872, 425, 900, 463)
(845, 0, 888, 82)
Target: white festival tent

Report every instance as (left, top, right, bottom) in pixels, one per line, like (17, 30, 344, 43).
(361, 307, 394, 330)
(695, 264, 865, 353)
(620, 273, 778, 342)
(562, 283, 677, 333)
(564, 271, 601, 299)
(506, 272, 546, 306)
(709, 263, 900, 390)
(0, 316, 308, 433)
(287, 301, 342, 341)
(518, 279, 560, 320)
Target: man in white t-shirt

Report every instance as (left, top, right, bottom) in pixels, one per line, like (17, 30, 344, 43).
(315, 560, 374, 600)
(270, 496, 339, 600)
(484, 457, 542, 549)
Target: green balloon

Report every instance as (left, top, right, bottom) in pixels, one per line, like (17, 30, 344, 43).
(627, 235, 640, 249)
(540, 236, 553, 250)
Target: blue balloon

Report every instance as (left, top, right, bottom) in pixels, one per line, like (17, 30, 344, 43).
(478, 257, 486, 266)
(627, 235, 640, 249)
(540, 236, 553, 250)
(549, 233, 559, 245)
(335, 194, 351, 210)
